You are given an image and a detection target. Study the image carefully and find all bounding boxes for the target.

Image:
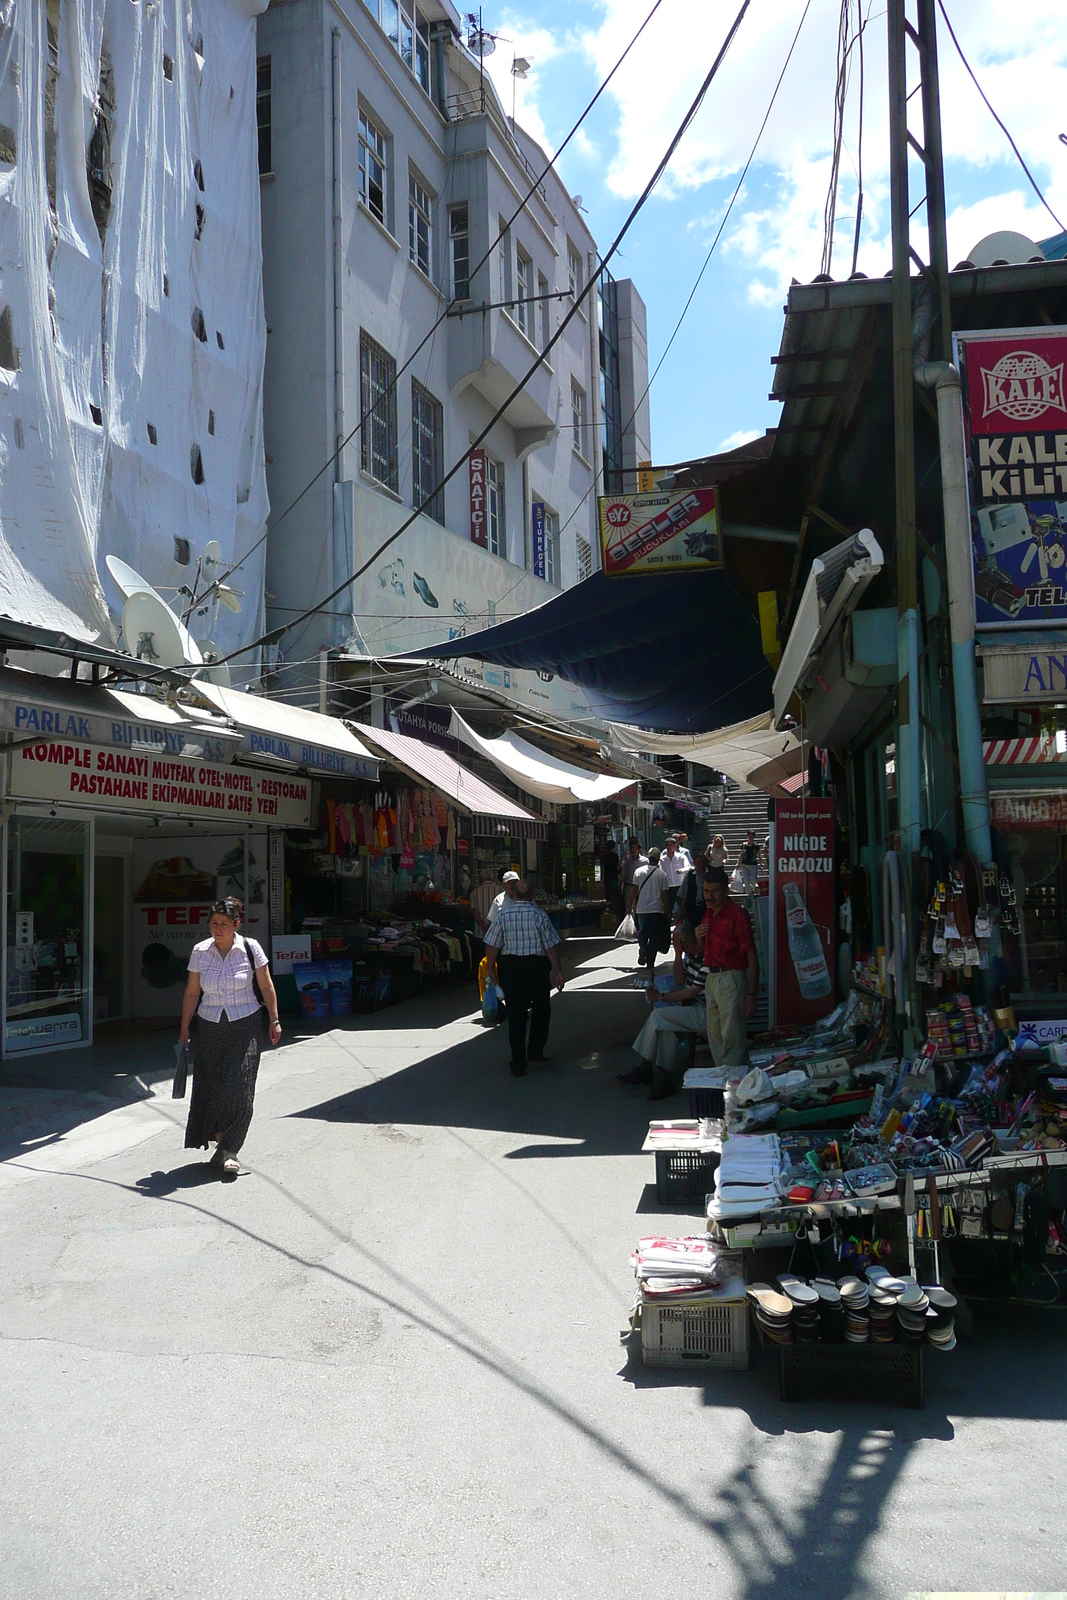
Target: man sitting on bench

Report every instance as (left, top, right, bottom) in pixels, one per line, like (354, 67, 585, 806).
(617, 928, 709, 1101)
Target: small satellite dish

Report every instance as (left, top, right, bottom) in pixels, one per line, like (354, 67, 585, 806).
(106, 554, 157, 600)
(194, 641, 231, 687)
(215, 585, 244, 614)
(201, 539, 223, 571)
(121, 591, 204, 668)
(467, 24, 496, 57)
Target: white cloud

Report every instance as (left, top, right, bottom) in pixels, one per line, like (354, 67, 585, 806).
(716, 428, 763, 452)
(506, 0, 1067, 295)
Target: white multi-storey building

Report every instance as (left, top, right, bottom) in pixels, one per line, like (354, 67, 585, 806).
(256, 0, 651, 712)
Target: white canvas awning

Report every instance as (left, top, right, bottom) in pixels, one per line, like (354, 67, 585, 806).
(450, 711, 635, 805)
(193, 683, 380, 780)
(773, 528, 884, 728)
(606, 711, 801, 789)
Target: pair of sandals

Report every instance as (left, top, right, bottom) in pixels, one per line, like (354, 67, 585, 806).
(209, 1144, 240, 1177)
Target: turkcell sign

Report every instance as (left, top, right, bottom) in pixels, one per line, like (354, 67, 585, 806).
(246, 730, 378, 779)
(531, 500, 546, 579)
(957, 326, 1067, 627)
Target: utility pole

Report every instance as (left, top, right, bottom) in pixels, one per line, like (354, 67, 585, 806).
(886, 0, 954, 1038)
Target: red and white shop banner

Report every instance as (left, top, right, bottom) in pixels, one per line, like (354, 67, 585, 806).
(10, 739, 312, 827)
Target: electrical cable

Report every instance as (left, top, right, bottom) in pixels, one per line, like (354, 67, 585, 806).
(937, 0, 1065, 235)
(203, 0, 669, 611)
(850, 0, 867, 276)
(821, 0, 854, 277)
(200, 0, 752, 676)
(554, 0, 812, 550)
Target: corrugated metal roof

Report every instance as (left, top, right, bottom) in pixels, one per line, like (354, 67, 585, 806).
(350, 721, 538, 822)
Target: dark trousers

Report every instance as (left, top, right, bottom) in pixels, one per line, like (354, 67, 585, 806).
(497, 954, 552, 1067)
(637, 912, 670, 967)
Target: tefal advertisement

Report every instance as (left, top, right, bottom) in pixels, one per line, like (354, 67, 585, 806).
(132, 833, 268, 1016)
(597, 485, 722, 575)
(772, 798, 836, 1027)
(957, 326, 1067, 627)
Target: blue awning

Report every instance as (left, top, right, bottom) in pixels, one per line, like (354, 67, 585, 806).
(415, 570, 774, 734)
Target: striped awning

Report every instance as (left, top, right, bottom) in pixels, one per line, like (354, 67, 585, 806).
(984, 736, 1067, 766)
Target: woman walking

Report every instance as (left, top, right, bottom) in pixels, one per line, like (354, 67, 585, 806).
(178, 897, 282, 1176)
(708, 834, 729, 871)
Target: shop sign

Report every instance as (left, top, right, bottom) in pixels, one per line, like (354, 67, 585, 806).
(272, 934, 312, 975)
(392, 701, 454, 750)
(469, 449, 487, 548)
(531, 500, 546, 579)
(772, 799, 836, 1028)
(1, 687, 232, 761)
(238, 731, 376, 780)
(1015, 1018, 1067, 1046)
(597, 485, 722, 576)
(982, 645, 1067, 703)
(991, 791, 1067, 827)
(5, 1011, 82, 1053)
(10, 738, 312, 827)
(958, 326, 1067, 628)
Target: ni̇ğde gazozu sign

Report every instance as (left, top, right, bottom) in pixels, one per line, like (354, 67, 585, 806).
(957, 326, 1067, 627)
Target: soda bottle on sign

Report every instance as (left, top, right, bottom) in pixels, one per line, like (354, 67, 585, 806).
(783, 882, 831, 999)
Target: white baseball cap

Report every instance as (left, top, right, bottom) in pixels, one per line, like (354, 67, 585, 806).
(502, 871, 520, 882)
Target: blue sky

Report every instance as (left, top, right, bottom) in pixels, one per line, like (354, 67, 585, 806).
(479, 0, 1067, 466)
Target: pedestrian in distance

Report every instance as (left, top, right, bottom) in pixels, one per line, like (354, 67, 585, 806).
(683, 869, 757, 1068)
(658, 834, 691, 919)
(632, 845, 671, 974)
(483, 879, 565, 1076)
(738, 829, 760, 893)
(708, 833, 729, 870)
(622, 837, 649, 912)
(178, 897, 281, 1177)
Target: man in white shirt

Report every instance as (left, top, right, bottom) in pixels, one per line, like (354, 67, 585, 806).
(484, 881, 565, 1075)
(622, 838, 649, 910)
(471, 870, 519, 937)
(633, 846, 671, 973)
(659, 835, 691, 918)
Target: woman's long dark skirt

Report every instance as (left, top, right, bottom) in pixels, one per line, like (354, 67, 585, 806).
(184, 1011, 263, 1154)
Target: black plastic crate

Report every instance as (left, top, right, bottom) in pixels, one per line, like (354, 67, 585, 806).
(778, 1342, 924, 1408)
(655, 1147, 720, 1204)
(687, 1087, 726, 1118)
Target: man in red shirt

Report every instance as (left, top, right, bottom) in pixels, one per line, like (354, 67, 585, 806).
(690, 868, 758, 1067)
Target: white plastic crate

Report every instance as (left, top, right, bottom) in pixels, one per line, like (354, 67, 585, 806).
(640, 1296, 749, 1369)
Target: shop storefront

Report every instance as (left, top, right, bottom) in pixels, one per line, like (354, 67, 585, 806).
(1, 669, 378, 1056)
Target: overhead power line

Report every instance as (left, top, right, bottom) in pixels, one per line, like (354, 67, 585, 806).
(937, 0, 1065, 235)
(555, 0, 813, 548)
(202, 0, 753, 676)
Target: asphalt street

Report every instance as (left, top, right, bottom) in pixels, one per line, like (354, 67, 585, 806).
(1, 936, 1064, 1599)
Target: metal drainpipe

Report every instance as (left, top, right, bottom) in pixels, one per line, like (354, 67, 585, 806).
(331, 30, 345, 482)
(915, 359, 993, 864)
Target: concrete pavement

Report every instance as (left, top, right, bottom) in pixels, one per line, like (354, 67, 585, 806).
(1, 936, 1064, 1599)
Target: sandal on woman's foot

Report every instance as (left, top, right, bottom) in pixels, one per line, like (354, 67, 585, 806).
(209, 1143, 227, 1169)
(221, 1154, 240, 1177)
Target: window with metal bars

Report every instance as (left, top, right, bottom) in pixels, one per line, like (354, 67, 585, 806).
(408, 172, 432, 277)
(360, 331, 398, 491)
(577, 533, 594, 582)
(449, 205, 470, 300)
(358, 108, 387, 226)
(412, 379, 444, 524)
(486, 457, 504, 557)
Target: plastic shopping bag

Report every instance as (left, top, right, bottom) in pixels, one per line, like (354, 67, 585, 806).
(615, 912, 637, 940)
(729, 867, 745, 893)
(481, 983, 498, 1023)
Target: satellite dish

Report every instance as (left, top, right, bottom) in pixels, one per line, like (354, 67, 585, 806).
(194, 641, 231, 687)
(121, 591, 204, 668)
(215, 584, 244, 614)
(106, 554, 157, 600)
(967, 230, 1044, 268)
(467, 25, 496, 57)
(201, 539, 223, 571)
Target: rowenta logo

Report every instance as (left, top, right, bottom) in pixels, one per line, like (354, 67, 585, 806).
(981, 349, 1065, 424)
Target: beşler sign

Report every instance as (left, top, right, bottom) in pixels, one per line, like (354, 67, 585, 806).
(957, 326, 1067, 627)
(597, 485, 722, 575)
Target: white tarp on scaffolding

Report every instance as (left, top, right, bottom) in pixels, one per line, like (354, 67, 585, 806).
(0, 0, 268, 672)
